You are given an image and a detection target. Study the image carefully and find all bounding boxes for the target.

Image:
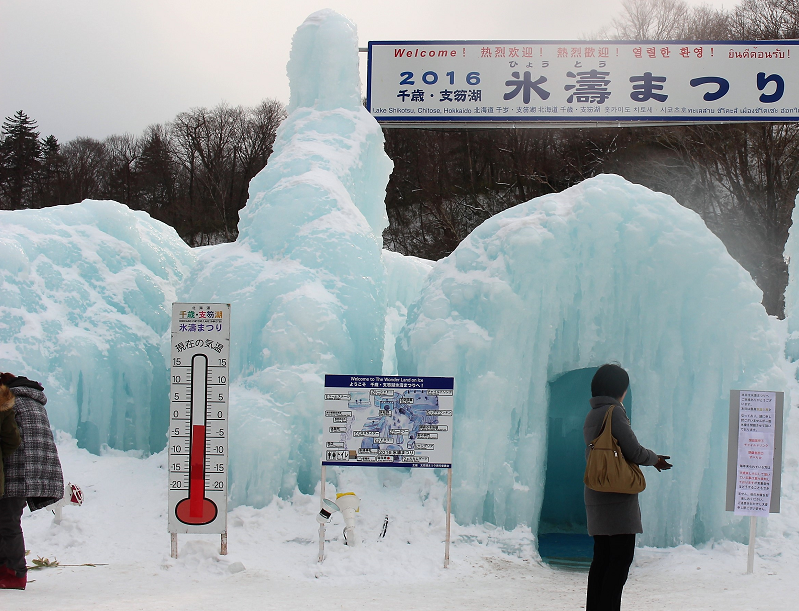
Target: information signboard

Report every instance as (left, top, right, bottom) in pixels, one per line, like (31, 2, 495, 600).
(168, 303, 230, 537)
(367, 40, 799, 125)
(726, 390, 783, 516)
(319, 374, 456, 567)
(322, 375, 454, 469)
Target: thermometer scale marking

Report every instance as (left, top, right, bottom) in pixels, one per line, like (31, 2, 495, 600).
(175, 354, 218, 524)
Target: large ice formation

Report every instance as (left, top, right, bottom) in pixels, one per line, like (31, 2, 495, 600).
(0, 9, 792, 549)
(397, 175, 788, 547)
(178, 10, 393, 505)
(783, 197, 799, 361)
(0, 201, 195, 453)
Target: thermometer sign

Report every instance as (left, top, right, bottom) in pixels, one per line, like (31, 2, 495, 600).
(168, 303, 230, 534)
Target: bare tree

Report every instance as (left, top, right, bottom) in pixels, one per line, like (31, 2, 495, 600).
(104, 133, 141, 207)
(602, 0, 691, 40)
(60, 137, 107, 203)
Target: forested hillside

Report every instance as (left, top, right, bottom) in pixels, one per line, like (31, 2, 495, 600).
(2, 0, 798, 315)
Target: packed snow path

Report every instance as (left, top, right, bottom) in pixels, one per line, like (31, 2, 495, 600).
(5, 436, 797, 610)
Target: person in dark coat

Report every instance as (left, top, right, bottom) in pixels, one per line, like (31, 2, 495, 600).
(0, 372, 64, 590)
(1, 383, 21, 496)
(584, 364, 671, 611)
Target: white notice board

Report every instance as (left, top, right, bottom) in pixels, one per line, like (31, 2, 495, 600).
(322, 375, 454, 469)
(168, 303, 230, 534)
(726, 390, 783, 516)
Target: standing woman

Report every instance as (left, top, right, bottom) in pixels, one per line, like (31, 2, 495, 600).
(584, 364, 671, 611)
(0, 372, 64, 590)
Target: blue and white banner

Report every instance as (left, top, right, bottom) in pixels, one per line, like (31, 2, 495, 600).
(367, 40, 799, 125)
(322, 375, 454, 469)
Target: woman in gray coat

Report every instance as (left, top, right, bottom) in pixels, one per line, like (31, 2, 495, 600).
(584, 364, 671, 611)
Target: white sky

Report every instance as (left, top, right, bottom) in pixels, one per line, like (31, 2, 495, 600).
(1, 0, 732, 141)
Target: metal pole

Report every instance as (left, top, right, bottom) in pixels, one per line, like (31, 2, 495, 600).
(445, 467, 452, 568)
(747, 516, 756, 574)
(170, 532, 178, 559)
(318, 465, 327, 563)
(221, 531, 228, 555)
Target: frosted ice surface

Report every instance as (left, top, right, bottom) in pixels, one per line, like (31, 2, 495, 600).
(397, 175, 788, 546)
(179, 10, 394, 506)
(0, 200, 195, 453)
(382, 250, 433, 375)
(783, 194, 799, 361)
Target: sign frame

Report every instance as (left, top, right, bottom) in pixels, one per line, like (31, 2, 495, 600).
(168, 302, 231, 557)
(367, 39, 799, 127)
(318, 374, 455, 568)
(726, 389, 784, 574)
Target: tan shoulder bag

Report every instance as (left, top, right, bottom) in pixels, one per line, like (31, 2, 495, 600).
(584, 405, 646, 494)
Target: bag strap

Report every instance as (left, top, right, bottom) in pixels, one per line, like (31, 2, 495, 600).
(589, 404, 615, 450)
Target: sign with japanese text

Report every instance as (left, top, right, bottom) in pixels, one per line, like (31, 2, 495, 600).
(367, 40, 799, 125)
(726, 390, 783, 516)
(168, 303, 230, 534)
(322, 375, 454, 469)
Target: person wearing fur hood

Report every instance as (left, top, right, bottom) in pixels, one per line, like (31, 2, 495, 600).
(0, 372, 64, 590)
(0, 383, 21, 497)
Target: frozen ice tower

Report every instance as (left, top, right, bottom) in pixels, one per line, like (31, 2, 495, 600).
(397, 175, 788, 547)
(178, 9, 393, 505)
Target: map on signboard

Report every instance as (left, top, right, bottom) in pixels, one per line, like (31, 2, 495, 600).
(322, 375, 454, 469)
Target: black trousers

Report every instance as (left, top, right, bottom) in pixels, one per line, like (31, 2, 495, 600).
(0, 497, 27, 577)
(586, 534, 636, 611)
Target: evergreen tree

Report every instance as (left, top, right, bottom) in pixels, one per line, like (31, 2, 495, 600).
(0, 110, 42, 208)
(36, 134, 64, 207)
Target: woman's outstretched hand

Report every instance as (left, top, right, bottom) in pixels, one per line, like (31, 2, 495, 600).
(654, 455, 672, 471)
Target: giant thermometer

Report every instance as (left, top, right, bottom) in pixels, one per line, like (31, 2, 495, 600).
(168, 303, 230, 554)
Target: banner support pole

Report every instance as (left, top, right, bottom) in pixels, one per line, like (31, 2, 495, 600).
(445, 466, 452, 568)
(747, 516, 756, 574)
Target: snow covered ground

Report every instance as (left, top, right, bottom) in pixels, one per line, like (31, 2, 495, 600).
(2, 432, 796, 610)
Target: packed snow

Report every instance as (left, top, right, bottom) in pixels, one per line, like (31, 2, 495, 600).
(9, 433, 799, 610)
(2, 8, 799, 608)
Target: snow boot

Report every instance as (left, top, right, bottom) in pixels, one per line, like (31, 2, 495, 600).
(0, 569, 26, 589)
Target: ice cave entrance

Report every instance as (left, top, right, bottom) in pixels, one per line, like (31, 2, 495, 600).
(537, 367, 633, 570)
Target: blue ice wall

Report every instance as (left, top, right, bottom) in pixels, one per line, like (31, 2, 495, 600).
(0, 201, 195, 452)
(397, 175, 788, 546)
(178, 10, 394, 506)
(784, 195, 799, 361)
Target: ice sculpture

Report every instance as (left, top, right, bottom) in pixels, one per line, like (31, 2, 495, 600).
(783, 195, 799, 361)
(0, 200, 195, 453)
(397, 175, 788, 546)
(178, 9, 393, 506)
(0, 8, 791, 550)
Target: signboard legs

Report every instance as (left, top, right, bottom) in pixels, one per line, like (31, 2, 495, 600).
(318, 465, 327, 563)
(445, 467, 452, 569)
(747, 517, 756, 574)
(171, 533, 178, 559)
(317, 464, 453, 567)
